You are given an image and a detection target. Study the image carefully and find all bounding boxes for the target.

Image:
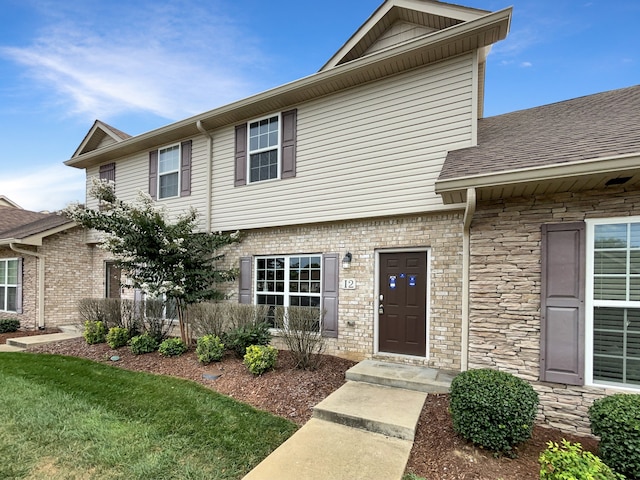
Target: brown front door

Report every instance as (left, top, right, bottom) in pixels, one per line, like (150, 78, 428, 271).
(378, 251, 427, 356)
(106, 262, 121, 299)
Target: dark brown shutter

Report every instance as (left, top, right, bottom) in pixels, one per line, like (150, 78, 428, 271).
(234, 124, 247, 186)
(321, 253, 339, 338)
(99, 163, 116, 182)
(16, 258, 23, 314)
(148, 150, 158, 200)
(180, 140, 192, 197)
(239, 256, 252, 304)
(540, 222, 585, 385)
(281, 109, 297, 179)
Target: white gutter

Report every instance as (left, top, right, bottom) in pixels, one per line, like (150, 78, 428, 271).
(196, 120, 213, 232)
(461, 187, 476, 371)
(9, 243, 45, 329)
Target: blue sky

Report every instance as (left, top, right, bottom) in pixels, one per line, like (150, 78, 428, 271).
(0, 0, 637, 212)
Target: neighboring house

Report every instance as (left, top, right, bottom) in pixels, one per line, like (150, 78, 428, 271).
(0, 205, 95, 329)
(63, 0, 638, 433)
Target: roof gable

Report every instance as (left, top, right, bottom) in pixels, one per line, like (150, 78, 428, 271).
(72, 119, 132, 158)
(321, 0, 490, 70)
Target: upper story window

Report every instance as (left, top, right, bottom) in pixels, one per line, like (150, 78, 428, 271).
(0, 258, 19, 312)
(249, 115, 280, 183)
(158, 145, 180, 199)
(148, 140, 192, 201)
(234, 109, 297, 187)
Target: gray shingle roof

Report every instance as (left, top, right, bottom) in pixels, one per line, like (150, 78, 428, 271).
(439, 84, 640, 180)
(0, 207, 72, 241)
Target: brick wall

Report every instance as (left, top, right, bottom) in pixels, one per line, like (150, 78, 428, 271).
(0, 227, 95, 329)
(469, 187, 640, 434)
(220, 211, 464, 369)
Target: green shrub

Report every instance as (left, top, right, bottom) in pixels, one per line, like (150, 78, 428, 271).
(0, 318, 20, 333)
(449, 368, 539, 456)
(539, 439, 623, 479)
(224, 322, 271, 358)
(106, 327, 130, 349)
(158, 337, 188, 357)
(195, 335, 225, 364)
(589, 393, 640, 479)
(83, 320, 107, 345)
(129, 333, 159, 355)
(243, 345, 278, 375)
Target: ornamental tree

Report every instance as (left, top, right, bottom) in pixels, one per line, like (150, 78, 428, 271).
(65, 178, 241, 344)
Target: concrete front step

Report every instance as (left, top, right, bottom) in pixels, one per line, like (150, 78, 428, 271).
(7, 331, 82, 349)
(313, 381, 427, 441)
(242, 418, 412, 480)
(0, 344, 25, 352)
(346, 359, 455, 393)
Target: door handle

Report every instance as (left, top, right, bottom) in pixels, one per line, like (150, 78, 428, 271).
(378, 304, 384, 315)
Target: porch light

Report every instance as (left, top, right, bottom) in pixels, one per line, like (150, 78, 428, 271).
(342, 252, 352, 269)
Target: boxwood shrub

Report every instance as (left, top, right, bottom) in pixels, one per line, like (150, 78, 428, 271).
(449, 368, 539, 455)
(158, 337, 187, 357)
(106, 326, 129, 349)
(129, 333, 159, 355)
(196, 334, 225, 364)
(0, 318, 20, 333)
(539, 439, 623, 479)
(83, 320, 107, 345)
(589, 393, 640, 479)
(243, 345, 278, 375)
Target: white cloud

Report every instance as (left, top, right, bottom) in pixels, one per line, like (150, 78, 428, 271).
(0, 0, 269, 122)
(0, 164, 85, 212)
(521, 61, 533, 68)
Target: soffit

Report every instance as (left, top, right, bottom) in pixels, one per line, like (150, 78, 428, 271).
(65, 7, 511, 170)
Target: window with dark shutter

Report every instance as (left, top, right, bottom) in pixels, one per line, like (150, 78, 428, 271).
(234, 109, 297, 186)
(540, 222, 585, 385)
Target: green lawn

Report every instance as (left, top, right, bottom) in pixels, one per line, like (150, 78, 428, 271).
(0, 352, 297, 479)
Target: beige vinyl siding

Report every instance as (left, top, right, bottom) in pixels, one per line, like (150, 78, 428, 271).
(364, 21, 437, 56)
(211, 53, 474, 231)
(85, 137, 210, 231)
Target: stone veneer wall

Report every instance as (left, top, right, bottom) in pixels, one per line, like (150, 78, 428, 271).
(469, 188, 640, 434)
(0, 227, 95, 330)
(220, 212, 464, 368)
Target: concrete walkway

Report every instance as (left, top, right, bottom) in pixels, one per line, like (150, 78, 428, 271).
(0, 325, 82, 352)
(243, 359, 454, 480)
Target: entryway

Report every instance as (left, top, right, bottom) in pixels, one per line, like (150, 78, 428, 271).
(377, 250, 428, 357)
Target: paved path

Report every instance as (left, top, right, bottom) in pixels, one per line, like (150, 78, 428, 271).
(243, 360, 454, 480)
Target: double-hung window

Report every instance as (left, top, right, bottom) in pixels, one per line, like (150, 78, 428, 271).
(0, 259, 19, 312)
(249, 115, 280, 183)
(255, 255, 321, 326)
(158, 145, 180, 199)
(587, 218, 640, 388)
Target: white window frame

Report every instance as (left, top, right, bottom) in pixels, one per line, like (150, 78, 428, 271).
(158, 143, 181, 199)
(253, 254, 322, 328)
(586, 216, 640, 391)
(247, 113, 281, 184)
(0, 258, 19, 313)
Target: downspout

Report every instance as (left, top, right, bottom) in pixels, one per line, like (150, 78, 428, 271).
(461, 187, 476, 371)
(10, 243, 45, 329)
(196, 120, 213, 232)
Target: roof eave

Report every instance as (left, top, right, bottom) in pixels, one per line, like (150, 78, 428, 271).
(0, 221, 77, 246)
(65, 7, 512, 170)
(435, 152, 640, 204)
